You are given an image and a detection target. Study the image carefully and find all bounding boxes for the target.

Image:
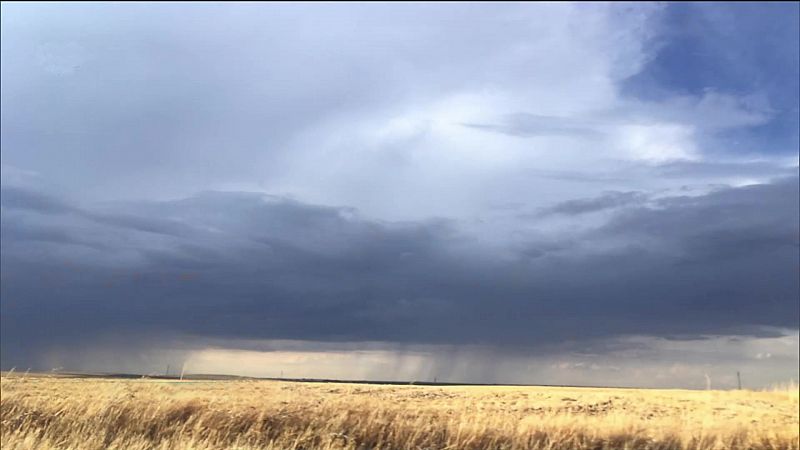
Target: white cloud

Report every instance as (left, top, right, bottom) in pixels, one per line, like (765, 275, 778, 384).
(616, 123, 698, 163)
(248, 6, 789, 226)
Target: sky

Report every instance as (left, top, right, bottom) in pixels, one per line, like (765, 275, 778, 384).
(1, 2, 798, 389)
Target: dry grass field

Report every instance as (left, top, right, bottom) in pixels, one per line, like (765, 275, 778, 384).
(1, 374, 797, 450)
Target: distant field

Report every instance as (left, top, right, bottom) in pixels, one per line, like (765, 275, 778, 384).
(1, 374, 797, 450)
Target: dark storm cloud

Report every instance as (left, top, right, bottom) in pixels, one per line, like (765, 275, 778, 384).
(2, 176, 797, 367)
(1, 185, 78, 215)
(1, 185, 197, 237)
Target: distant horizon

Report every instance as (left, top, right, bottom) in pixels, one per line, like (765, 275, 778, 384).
(6, 369, 795, 393)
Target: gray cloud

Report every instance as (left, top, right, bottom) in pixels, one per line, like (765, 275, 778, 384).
(464, 113, 604, 138)
(652, 161, 799, 179)
(1, 185, 196, 238)
(2, 176, 797, 369)
(533, 191, 648, 217)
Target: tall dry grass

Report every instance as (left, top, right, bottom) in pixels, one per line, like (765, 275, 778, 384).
(1, 374, 798, 450)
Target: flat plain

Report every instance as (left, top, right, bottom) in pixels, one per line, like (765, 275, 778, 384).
(1, 374, 797, 450)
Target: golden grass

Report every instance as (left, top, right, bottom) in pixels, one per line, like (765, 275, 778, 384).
(1, 374, 797, 450)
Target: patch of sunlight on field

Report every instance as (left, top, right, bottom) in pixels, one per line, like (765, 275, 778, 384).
(1, 374, 797, 450)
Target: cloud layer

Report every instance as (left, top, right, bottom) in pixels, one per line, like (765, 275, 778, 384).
(2, 177, 797, 366)
(1, 3, 798, 386)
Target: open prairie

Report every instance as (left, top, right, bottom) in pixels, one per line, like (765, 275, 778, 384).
(1, 374, 797, 450)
